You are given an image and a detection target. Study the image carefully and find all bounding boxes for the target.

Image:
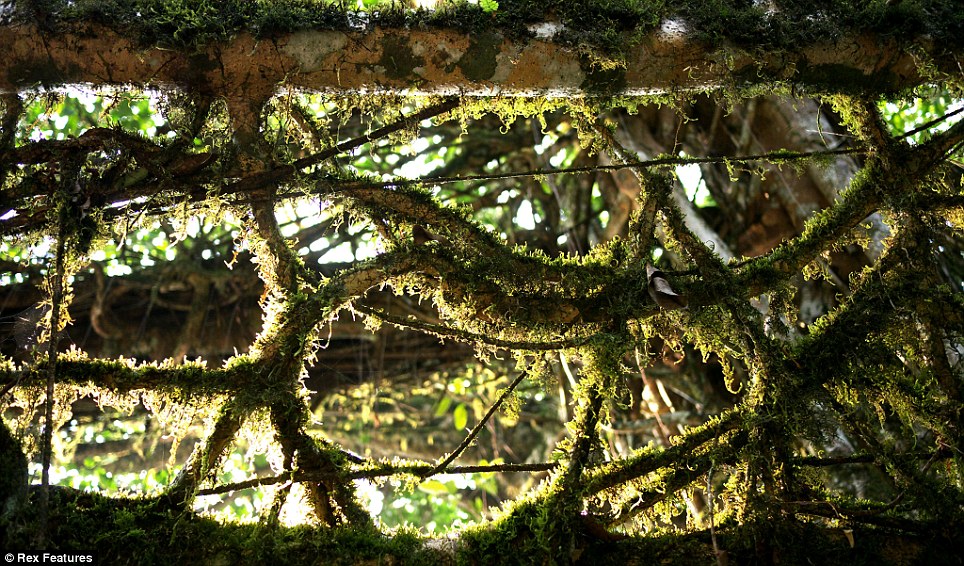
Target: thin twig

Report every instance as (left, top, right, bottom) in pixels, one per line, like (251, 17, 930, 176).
(195, 460, 558, 496)
(421, 370, 528, 479)
(227, 98, 461, 194)
(293, 147, 864, 197)
(0, 380, 16, 401)
(230, 147, 869, 208)
(793, 450, 943, 467)
(5, 146, 863, 239)
(353, 303, 590, 351)
(708, 466, 723, 566)
(39, 202, 67, 546)
(898, 105, 964, 140)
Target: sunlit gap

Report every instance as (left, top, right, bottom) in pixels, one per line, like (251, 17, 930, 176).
(676, 160, 712, 207)
(21, 86, 172, 142)
(881, 92, 964, 144)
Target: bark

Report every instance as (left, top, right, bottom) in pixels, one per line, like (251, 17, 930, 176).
(0, 21, 958, 97)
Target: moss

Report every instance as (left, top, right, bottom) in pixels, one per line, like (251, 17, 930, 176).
(458, 496, 558, 565)
(456, 32, 502, 82)
(671, 0, 964, 51)
(575, 531, 716, 565)
(378, 35, 426, 82)
(4, 488, 443, 565)
(457, 504, 964, 565)
(14, 0, 961, 66)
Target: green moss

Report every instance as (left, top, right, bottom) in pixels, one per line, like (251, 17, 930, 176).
(7, 0, 962, 97)
(378, 36, 426, 82)
(4, 488, 443, 565)
(457, 32, 502, 82)
(458, 496, 560, 565)
(671, 0, 964, 51)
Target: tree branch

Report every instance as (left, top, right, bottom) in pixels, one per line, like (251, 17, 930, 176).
(195, 460, 559, 496)
(421, 370, 528, 479)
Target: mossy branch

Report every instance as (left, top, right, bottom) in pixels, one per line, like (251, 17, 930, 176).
(165, 399, 247, 507)
(586, 409, 743, 495)
(0, 357, 262, 398)
(608, 429, 748, 527)
(589, 115, 659, 257)
(352, 303, 591, 351)
(268, 400, 374, 528)
(38, 205, 67, 543)
(228, 99, 460, 196)
(736, 161, 882, 293)
(281, 147, 864, 203)
(250, 196, 309, 293)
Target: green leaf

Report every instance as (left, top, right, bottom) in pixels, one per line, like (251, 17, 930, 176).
(480, 477, 498, 496)
(480, 0, 499, 12)
(434, 396, 452, 418)
(419, 479, 451, 495)
(453, 403, 468, 430)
